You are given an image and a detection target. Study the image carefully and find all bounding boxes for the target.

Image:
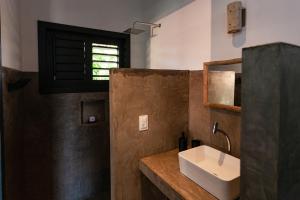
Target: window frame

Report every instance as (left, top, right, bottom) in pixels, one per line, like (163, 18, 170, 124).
(38, 21, 130, 94)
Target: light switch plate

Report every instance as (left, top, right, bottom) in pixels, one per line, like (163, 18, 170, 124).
(139, 115, 148, 131)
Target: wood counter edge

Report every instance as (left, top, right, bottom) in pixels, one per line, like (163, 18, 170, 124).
(139, 154, 184, 200)
(139, 149, 217, 200)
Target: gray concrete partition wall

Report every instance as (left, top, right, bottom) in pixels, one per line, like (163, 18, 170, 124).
(110, 69, 189, 200)
(2, 68, 110, 200)
(241, 43, 300, 200)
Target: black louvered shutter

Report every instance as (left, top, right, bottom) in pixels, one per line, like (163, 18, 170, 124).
(53, 37, 86, 81)
(40, 30, 91, 93)
(38, 21, 130, 94)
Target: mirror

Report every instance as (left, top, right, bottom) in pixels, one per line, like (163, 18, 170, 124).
(203, 58, 242, 112)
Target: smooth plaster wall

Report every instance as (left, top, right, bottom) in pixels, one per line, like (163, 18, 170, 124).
(211, 0, 300, 60)
(142, 0, 194, 22)
(149, 0, 211, 70)
(19, 0, 145, 71)
(148, 0, 300, 69)
(110, 69, 189, 200)
(1, 0, 22, 70)
(10, 0, 300, 71)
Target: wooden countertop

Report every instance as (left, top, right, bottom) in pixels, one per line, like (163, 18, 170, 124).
(139, 149, 217, 200)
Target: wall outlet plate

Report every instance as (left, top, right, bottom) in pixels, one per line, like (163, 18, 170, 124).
(88, 116, 97, 123)
(139, 115, 148, 131)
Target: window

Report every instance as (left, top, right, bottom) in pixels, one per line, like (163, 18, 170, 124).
(92, 43, 119, 81)
(38, 21, 130, 94)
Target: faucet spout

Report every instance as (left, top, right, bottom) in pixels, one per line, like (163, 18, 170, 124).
(212, 122, 231, 153)
(219, 130, 231, 153)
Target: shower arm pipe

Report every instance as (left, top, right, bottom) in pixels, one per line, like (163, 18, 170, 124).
(133, 21, 161, 29)
(133, 21, 161, 37)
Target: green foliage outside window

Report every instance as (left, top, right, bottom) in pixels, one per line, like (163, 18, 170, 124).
(92, 43, 119, 80)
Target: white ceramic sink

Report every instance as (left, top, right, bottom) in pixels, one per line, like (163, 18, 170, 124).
(178, 145, 240, 200)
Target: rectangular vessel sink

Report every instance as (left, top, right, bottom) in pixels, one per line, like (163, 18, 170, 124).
(178, 145, 240, 200)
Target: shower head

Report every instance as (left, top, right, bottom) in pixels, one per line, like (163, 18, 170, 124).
(123, 21, 161, 36)
(212, 122, 218, 134)
(123, 28, 145, 35)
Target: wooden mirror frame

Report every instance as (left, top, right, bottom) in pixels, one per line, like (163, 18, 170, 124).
(203, 58, 242, 112)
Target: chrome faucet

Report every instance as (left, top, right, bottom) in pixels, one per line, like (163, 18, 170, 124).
(212, 122, 231, 153)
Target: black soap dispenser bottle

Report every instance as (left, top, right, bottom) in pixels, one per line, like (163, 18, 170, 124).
(178, 132, 187, 152)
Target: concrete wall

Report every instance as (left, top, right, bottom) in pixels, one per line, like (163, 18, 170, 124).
(1, 0, 22, 70)
(148, 0, 211, 70)
(109, 69, 241, 200)
(19, 0, 145, 71)
(241, 43, 300, 200)
(211, 0, 300, 60)
(110, 69, 189, 200)
(2, 68, 111, 200)
(189, 71, 241, 158)
(2, 68, 24, 200)
(22, 74, 110, 200)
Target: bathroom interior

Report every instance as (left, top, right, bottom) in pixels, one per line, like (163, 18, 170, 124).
(0, 0, 299, 200)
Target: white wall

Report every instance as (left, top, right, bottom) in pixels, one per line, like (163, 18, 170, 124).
(148, 0, 211, 70)
(19, 0, 145, 71)
(148, 0, 300, 70)
(142, 0, 194, 22)
(18, 0, 300, 71)
(211, 0, 300, 60)
(1, 0, 22, 70)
